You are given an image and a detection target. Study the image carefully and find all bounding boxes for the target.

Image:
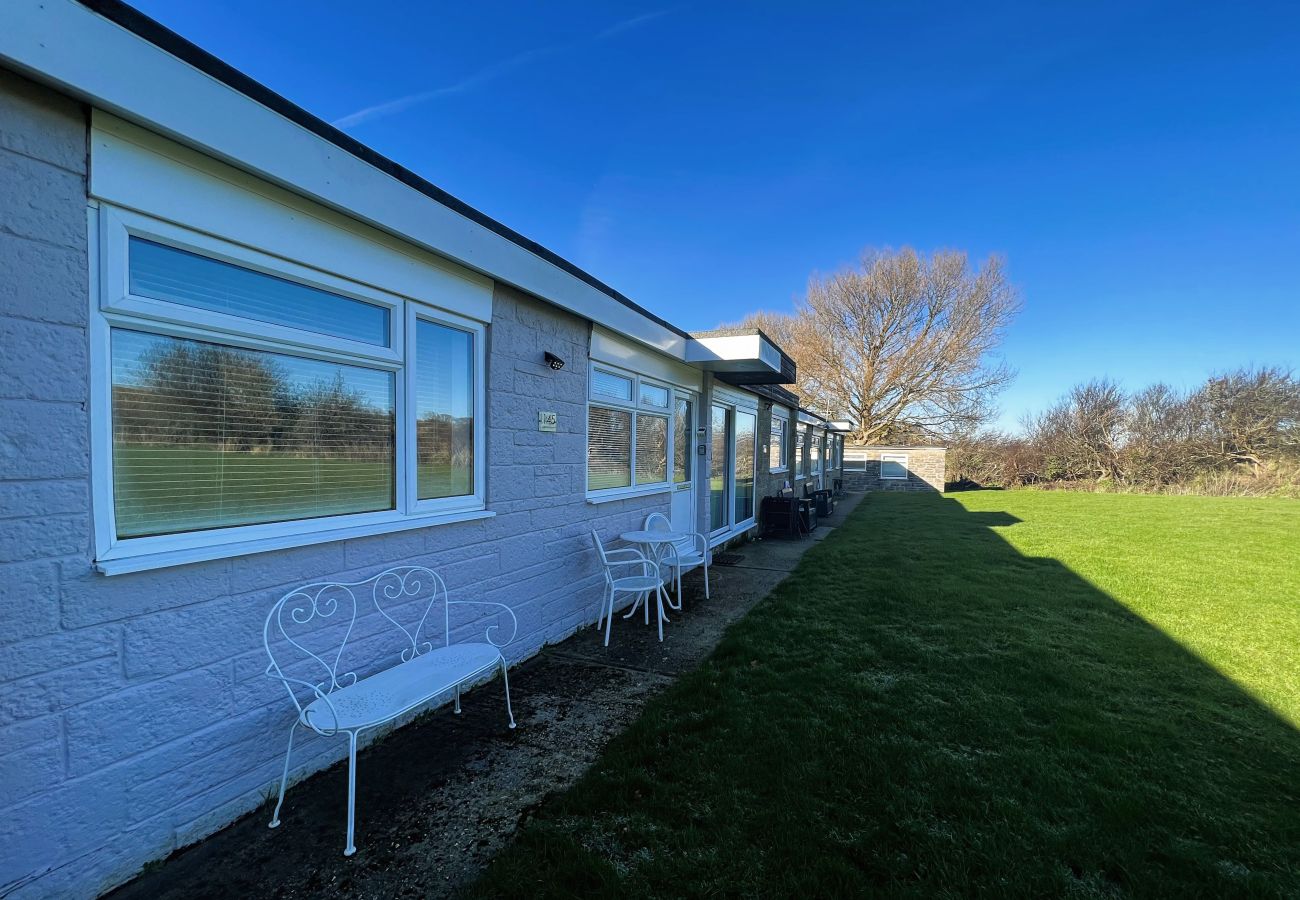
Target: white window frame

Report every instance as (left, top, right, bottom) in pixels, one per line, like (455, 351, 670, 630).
(586, 362, 675, 501)
(769, 411, 789, 473)
(90, 206, 490, 575)
(880, 453, 909, 479)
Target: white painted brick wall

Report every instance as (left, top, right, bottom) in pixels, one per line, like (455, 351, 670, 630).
(0, 69, 672, 898)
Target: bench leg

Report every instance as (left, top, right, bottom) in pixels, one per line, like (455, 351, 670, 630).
(268, 720, 297, 829)
(344, 730, 358, 856)
(454, 685, 461, 715)
(500, 657, 517, 729)
(703, 561, 710, 600)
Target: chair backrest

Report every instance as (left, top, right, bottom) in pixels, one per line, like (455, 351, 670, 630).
(264, 565, 448, 715)
(589, 529, 615, 576)
(644, 511, 697, 559)
(644, 512, 671, 533)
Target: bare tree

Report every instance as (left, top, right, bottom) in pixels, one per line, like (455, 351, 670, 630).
(734, 248, 1019, 443)
(1024, 379, 1127, 482)
(1123, 383, 1194, 485)
(1187, 366, 1300, 474)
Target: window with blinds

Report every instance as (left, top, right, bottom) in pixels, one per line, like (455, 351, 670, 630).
(110, 329, 394, 538)
(98, 217, 486, 556)
(587, 364, 680, 494)
(588, 406, 632, 490)
(129, 237, 390, 347)
(770, 414, 786, 471)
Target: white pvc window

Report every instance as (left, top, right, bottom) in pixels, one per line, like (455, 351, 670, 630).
(587, 364, 676, 495)
(93, 207, 487, 571)
(881, 453, 909, 479)
(769, 413, 788, 472)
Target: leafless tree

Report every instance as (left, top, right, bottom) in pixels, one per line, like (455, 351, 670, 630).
(1024, 378, 1127, 482)
(733, 248, 1019, 444)
(1187, 366, 1300, 474)
(1123, 383, 1194, 485)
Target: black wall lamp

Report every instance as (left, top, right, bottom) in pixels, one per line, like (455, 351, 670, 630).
(544, 352, 565, 371)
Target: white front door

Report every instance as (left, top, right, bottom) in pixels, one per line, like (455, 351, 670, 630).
(670, 393, 696, 534)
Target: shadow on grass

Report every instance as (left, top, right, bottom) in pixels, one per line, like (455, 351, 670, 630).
(472, 492, 1300, 898)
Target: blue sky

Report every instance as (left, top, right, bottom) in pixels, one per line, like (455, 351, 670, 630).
(130, 1, 1300, 431)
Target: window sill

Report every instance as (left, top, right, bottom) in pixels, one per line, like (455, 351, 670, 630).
(769, 466, 789, 475)
(586, 484, 674, 505)
(94, 508, 495, 576)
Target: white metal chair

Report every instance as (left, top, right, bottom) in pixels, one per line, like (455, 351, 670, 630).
(263, 565, 517, 856)
(643, 512, 711, 602)
(590, 530, 669, 645)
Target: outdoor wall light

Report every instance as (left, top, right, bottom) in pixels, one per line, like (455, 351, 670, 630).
(544, 352, 565, 370)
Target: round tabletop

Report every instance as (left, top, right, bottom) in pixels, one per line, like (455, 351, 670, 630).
(620, 530, 684, 544)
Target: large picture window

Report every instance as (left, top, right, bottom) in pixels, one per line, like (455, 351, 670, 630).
(110, 330, 395, 538)
(94, 208, 486, 571)
(587, 364, 680, 496)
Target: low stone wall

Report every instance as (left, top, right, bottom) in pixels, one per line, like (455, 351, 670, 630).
(843, 446, 946, 492)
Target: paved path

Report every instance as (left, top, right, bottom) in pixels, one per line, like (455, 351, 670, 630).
(107, 493, 865, 899)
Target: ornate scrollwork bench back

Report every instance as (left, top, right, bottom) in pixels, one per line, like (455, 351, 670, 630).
(261, 564, 520, 857)
(262, 565, 518, 736)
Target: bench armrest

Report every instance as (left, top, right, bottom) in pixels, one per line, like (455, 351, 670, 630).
(447, 599, 519, 648)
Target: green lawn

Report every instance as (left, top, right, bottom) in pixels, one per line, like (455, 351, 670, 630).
(473, 491, 1300, 898)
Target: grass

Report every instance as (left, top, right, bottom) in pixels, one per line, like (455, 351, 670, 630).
(472, 491, 1300, 898)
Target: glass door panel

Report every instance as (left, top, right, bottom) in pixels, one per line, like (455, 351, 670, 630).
(709, 404, 729, 533)
(734, 409, 755, 524)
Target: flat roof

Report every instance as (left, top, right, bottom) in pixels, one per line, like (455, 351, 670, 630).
(73, 0, 691, 340)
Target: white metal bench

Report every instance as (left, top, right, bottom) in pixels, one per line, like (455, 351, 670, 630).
(263, 565, 517, 856)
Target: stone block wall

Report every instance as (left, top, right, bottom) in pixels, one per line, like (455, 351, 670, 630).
(843, 446, 946, 492)
(0, 70, 670, 898)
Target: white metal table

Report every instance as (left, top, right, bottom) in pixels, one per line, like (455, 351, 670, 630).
(620, 529, 689, 611)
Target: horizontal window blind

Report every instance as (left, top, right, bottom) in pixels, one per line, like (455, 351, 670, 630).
(110, 329, 395, 538)
(128, 237, 390, 347)
(416, 319, 474, 499)
(588, 406, 632, 490)
(591, 369, 633, 402)
(770, 417, 785, 469)
(635, 413, 668, 485)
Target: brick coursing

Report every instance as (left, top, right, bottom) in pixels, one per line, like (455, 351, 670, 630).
(0, 70, 672, 898)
